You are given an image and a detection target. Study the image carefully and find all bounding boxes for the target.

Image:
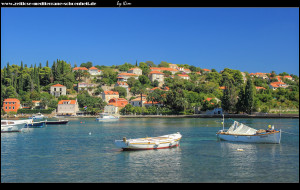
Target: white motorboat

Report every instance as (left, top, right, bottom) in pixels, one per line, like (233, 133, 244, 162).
(96, 113, 119, 122)
(1, 119, 33, 133)
(29, 113, 46, 119)
(216, 116, 281, 144)
(115, 132, 182, 150)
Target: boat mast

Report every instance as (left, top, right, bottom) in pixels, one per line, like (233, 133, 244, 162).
(222, 114, 224, 131)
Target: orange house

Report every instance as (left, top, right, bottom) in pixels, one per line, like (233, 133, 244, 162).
(3, 98, 21, 113)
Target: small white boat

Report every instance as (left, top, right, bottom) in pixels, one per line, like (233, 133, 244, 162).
(115, 132, 182, 150)
(96, 113, 119, 122)
(216, 116, 281, 144)
(1, 119, 33, 133)
(29, 112, 46, 119)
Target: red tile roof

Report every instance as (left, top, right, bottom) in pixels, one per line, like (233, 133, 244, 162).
(58, 100, 77, 105)
(3, 98, 20, 103)
(73, 67, 88, 71)
(118, 73, 138, 76)
(51, 83, 65, 87)
(108, 98, 128, 107)
(149, 70, 164, 75)
(104, 91, 119, 95)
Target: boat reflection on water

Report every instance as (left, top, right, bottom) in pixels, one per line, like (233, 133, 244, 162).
(115, 146, 183, 182)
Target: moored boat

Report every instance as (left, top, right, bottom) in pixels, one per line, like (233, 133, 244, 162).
(216, 116, 281, 144)
(1, 119, 33, 133)
(44, 120, 68, 125)
(24, 121, 45, 128)
(115, 132, 182, 150)
(28, 113, 46, 120)
(96, 113, 119, 122)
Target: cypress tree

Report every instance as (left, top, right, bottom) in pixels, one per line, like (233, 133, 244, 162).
(244, 79, 255, 114)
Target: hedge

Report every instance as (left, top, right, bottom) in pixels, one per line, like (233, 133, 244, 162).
(17, 108, 56, 114)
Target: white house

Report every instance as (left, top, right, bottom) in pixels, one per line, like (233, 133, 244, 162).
(117, 73, 138, 81)
(50, 84, 67, 97)
(127, 67, 142, 76)
(57, 99, 79, 116)
(149, 70, 164, 87)
(88, 66, 102, 76)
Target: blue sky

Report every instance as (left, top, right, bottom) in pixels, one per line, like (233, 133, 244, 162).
(1, 8, 299, 75)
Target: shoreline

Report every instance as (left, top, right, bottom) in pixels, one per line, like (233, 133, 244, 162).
(4, 113, 298, 119)
(120, 113, 299, 119)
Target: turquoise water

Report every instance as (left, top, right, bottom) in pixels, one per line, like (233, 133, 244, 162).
(1, 118, 299, 183)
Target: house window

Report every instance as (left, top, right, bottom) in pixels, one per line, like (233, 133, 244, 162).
(9, 106, 11, 109)
(13, 106, 15, 109)
(5, 107, 7, 109)
(54, 88, 56, 91)
(60, 88, 62, 91)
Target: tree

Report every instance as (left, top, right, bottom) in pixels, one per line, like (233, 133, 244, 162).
(138, 75, 151, 86)
(244, 79, 255, 114)
(221, 80, 238, 113)
(158, 61, 170, 68)
(113, 86, 127, 98)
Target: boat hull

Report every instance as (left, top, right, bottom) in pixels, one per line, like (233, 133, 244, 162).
(216, 130, 281, 144)
(24, 122, 45, 128)
(115, 133, 182, 150)
(44, 120, 68, 125)
(1, 125, 21, 133)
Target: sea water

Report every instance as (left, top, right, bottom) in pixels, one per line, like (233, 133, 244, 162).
(1, 118, 299, 183)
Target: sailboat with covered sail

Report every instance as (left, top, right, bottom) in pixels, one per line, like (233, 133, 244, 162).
(216, 115, 281, 144)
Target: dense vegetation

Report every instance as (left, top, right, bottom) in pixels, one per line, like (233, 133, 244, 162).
(1, 60, 299, 115)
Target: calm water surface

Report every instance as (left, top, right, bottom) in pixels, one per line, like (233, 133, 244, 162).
(1, 118, 299, 183)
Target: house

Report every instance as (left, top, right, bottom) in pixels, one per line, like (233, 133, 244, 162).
(149, 86, 169, 93)
(183, 68, 191, 74)
(3, 98, 21, 113)
(72, 67, 88, 72)
(117, 73, 138, 81)
(115, 81, 129, 95)
(130, 96, 147, 107)
(249, 72, 269, 80)
(255, 86, 266, 91)
(177, 67, 185, 72)
(88, 66, 102, 76)
(169, 64, 178, 70)
(50, 84, 67, 97)
(270, 76, 283, 82)
(77, 83, 97, 95)
(149, 70, 164, 87)
(102, 91, 119, 103)
(143, 101, 164, 108)
(127, 67, 142, 76)
(269, 82, 288, 90)
(104, 98, 128, 114)
(150, 67, 178, 75)
(57, 99, 79, 116)
(219, 86, 226, 90)
(32, 100, 41, 108)
(77, 83, 97, 91)
(283, 75, 293, 81)
(177, 74, 190, 80)
(206, 108, 223, 115)
(202, 69, 211, 73)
